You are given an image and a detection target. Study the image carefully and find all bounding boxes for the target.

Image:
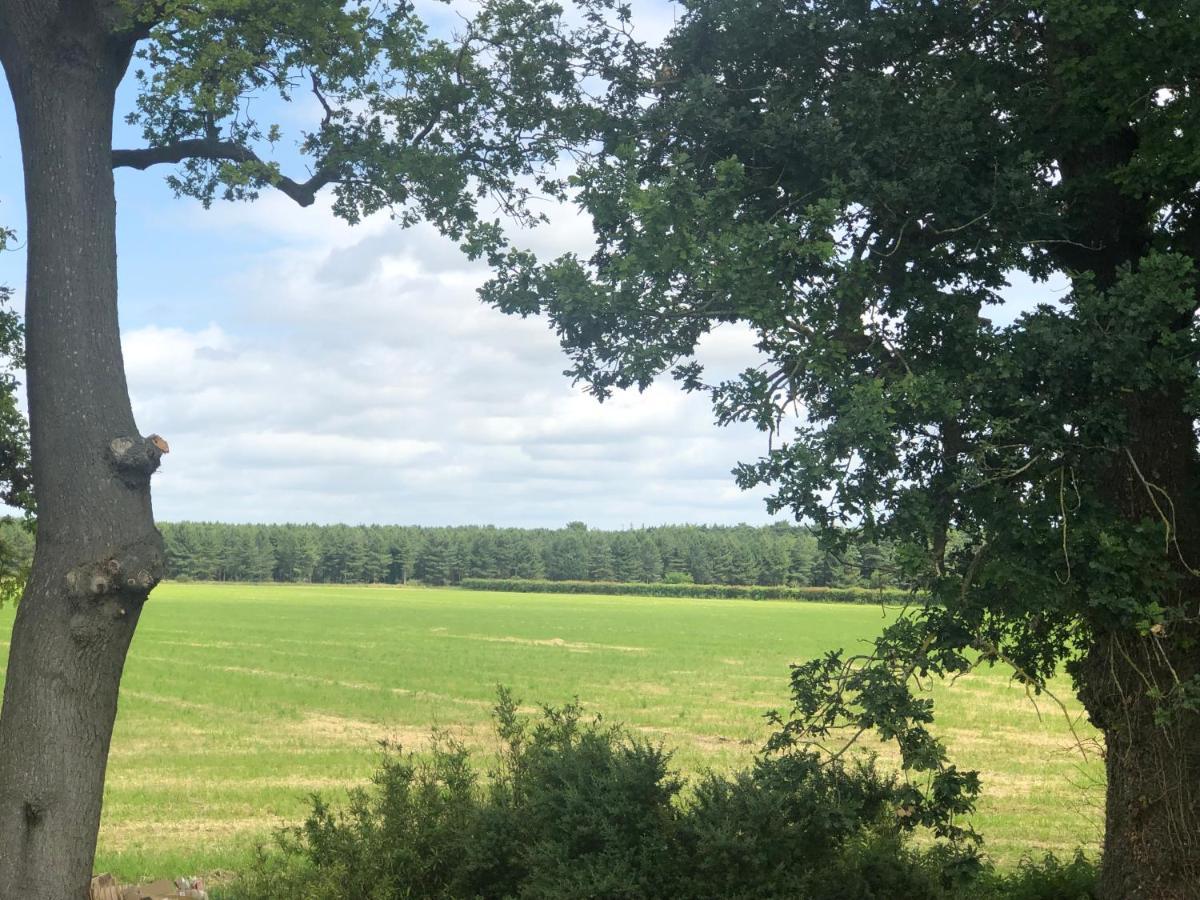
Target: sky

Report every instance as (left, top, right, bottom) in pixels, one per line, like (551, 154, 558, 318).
(0, 2, 1060, 530)
(0, 1, 798, 529)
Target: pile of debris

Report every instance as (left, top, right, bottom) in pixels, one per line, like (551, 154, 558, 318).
(89, 874, 208, 900)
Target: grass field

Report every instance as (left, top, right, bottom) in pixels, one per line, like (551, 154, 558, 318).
(0, 582, 1104, 883)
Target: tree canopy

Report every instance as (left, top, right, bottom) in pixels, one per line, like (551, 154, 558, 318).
(111, 0, 643, 253)
(484, 2, 1200, 894)
(3, 0, 1198, 893)
(0, 0, 640, 893)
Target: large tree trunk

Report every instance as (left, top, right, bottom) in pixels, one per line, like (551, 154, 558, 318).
(1081, 632, 1200, 900)
(0, 15, 163, 900)
(1080, 391, 1200, 900)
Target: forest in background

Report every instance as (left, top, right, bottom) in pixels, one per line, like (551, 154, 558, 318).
(146, 521, 904, 589)
(0, 518, 904, 590)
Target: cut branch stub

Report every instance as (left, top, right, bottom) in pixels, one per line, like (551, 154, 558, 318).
(108, 433, 167, 486)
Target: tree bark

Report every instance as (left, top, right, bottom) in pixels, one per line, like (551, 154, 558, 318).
(0, 16, 163, 900)
(1081, 632, 1200, 900)
(1081, 391, 1200, 900)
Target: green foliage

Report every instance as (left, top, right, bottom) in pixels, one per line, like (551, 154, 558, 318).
(230, 688, 1010, 900)
(0, 518, 33, 608)
(479, 0, 1200, 843)
(0, 227, 33, 608)
(0, 280, 30, 517)
(769, 647, 981, 844)
(985, 853, 1098, 900)
(122, 0, 647, 259)
(460, 577, 910, 604)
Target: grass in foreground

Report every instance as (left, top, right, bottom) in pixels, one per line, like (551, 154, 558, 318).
(0, 582, 1103, 882)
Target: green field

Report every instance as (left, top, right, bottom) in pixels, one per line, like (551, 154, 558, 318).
(0, 583, 1104, 882)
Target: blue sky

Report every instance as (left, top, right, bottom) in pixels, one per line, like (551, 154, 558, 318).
(0, 3, 787, 528)
(0, 2, 1058, 528)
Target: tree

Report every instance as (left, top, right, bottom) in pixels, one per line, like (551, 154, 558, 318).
(545, 530, 589, 580)
(723, 538, 757, 586)
(341, 527, 369, 583)
(586, 533, 616, 581)
(466, 528, 501, 579)
(419, 531, 452, 586)
(0, 1, 632, 894)
(388, 531, 413, 584)
(610, 530, 641, 582)
(234, 527, 275, 582)
(485, 2, 1200, 896)
(636, 532, 663, 582)
(512, 533, 546, 580)
(363, 527, 391, 584)
(271, 525, 318, 583)
(753, 535, 790, 587)
(685, 537, 713, 584)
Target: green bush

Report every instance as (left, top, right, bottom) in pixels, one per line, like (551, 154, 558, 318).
(674, 758, 954, 900)
(228, 689, 1095, 900)
(459, 577, 912, 605)
(661, 571, 694, 585)
(979, 853, 1097, 900)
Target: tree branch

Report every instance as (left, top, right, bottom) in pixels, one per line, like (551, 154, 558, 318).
(112, 140, 337, 207)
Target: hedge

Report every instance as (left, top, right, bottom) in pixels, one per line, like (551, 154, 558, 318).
(458, 578, 914, 604)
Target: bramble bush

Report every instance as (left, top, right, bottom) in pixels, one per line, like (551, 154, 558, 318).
(229, 689, 1096, 899)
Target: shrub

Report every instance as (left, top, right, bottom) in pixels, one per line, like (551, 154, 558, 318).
(978, 853, 1097, 900)
(459, 577, 913, 605)
(675, 756, 953, 900)
(227, 688, 1095, 900)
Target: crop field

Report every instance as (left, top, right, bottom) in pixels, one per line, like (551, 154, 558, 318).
(0, 583, 1103, 882)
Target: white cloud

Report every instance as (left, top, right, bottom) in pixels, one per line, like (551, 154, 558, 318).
(123, 210, 781, 527)
(1, 0, 783, 529)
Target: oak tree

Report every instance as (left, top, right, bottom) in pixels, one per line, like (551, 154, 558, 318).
(486, 2, 1200, 897)
(0, 1, 632, 895)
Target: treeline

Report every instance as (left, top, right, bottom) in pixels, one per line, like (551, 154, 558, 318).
(159, 521, 906, 588)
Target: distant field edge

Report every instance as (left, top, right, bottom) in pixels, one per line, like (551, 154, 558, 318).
(459, 578, 916, 604)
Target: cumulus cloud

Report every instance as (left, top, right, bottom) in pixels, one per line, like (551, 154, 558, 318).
(123, 200, 781, 527)
(0, 0, 782, 530)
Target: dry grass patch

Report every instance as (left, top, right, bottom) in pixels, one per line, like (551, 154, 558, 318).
(434, 632, 649, 653)
(293, 714, 499, 752)
(941, 726, 1094, 755)
(635, 725, 757, 753)
(100, 817, 281, 847)
(135, 655, 386, 692)
(630, 682, 672, 696)
(119, 690, 236, 717)
(105, 773, 355, 791)
(155, 639, 270, 652)
(293, 713, 429, 747)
